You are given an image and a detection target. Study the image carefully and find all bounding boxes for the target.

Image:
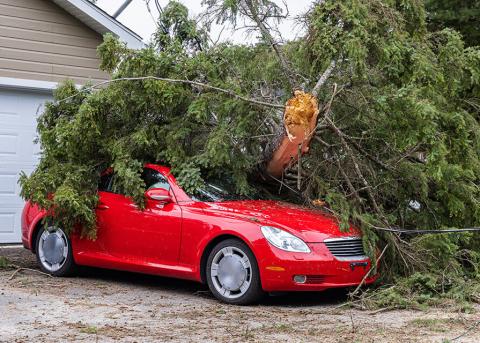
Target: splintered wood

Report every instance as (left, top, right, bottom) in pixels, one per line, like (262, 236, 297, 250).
(267, 90, 319, 177)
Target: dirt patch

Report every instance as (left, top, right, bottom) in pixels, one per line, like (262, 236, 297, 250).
(1, 247, 479, 342)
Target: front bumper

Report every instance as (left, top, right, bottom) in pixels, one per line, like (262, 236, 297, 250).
(256, 242, 378, 292)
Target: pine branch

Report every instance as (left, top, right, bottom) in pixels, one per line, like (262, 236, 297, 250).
(56, 76, 285, 109)
(243, 0, 297, 89)
(350, 244, 389, 298)
(311, 60, 336, 97)
(331, 120, 382, 214)
(335, 155, 363, 205)
(342, 134, 394, 172)
(322, 84, 382, 215)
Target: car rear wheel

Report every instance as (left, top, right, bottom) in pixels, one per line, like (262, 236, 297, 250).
(206, 239, 264, 305)
(35, 225, 76, 276)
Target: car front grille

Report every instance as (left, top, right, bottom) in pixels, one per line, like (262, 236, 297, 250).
(324, 237, 367, 260)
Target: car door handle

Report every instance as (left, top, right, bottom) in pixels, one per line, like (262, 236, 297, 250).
(97, 203, 110, 210)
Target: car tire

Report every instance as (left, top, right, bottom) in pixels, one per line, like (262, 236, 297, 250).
(206, 238, 264, 305)
(35, 225, 76, 277)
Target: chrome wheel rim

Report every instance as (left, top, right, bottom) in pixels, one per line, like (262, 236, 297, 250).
(38, 226, 68, 272)
(211, 246, 252, 299)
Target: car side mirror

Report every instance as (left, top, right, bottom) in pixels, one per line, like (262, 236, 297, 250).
(145, 188, 172, 203)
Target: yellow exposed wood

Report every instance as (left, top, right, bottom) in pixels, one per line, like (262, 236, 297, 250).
(266, 91, 320, 177)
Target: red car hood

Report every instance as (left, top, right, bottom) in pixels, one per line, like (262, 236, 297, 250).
(203, 200, 361, 242)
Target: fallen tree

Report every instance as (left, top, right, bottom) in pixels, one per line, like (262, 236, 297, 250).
(20, 0, 480, 307)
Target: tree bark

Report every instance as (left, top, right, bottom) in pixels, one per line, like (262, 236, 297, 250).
(265, 90, 319, 177)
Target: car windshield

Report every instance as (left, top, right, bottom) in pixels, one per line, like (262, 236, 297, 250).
(188, 178, 260, 202)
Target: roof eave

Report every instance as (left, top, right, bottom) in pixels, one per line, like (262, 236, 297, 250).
(51, 0, 145, 50)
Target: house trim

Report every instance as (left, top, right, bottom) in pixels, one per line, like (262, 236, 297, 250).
(51, 0, 145, 49)
(0, 77, 58, 93)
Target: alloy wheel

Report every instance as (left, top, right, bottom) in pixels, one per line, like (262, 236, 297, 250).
(37, 227, 69, 273)
(210, 246, 252, 299)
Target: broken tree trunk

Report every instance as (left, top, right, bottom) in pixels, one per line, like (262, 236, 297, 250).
(266, 90, 320, 177)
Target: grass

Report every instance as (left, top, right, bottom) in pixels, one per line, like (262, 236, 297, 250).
(80, 326, 98, 334)
(0, 256, 10, 269)
(408, 317, 477, 337)
(409, 318, 448, 331)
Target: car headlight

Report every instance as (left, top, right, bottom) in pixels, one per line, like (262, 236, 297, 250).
(260, 226, 311, 253)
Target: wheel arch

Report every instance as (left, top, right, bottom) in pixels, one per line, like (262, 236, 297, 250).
(29, 214, 48, 253)
(199, 233, 254, 284)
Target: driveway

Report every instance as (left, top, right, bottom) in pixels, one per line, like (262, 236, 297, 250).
(0, 246, 479, 342)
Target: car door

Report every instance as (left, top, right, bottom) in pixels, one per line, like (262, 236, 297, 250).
(95, 168, 183, 266)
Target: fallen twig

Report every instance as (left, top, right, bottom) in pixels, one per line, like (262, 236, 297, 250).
(350, 244, 389, 298)
(334, 297, 368, 311)
(449, 320, 480, 342)
(368, 307, 396, 315)
(8, 267, 52, 281)
(348, 309, 356, 333)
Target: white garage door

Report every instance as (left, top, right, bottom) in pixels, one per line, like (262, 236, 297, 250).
(0, 88, 51, 243)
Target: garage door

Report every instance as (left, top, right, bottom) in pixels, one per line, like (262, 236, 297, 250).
(0, 88, 51, 243)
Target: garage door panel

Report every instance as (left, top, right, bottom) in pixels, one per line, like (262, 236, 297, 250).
(0, 209, 19, 242)
(0, 163, 36, 198)
(0, 88, 51, 243)
(0, 110, 20, 125)
(0, 90, 45, 124)
(0, 172, 16, 194)
(0, 130, 37, 163)
(0, 211, 15, 233)
(0, 132, 17, 155)
(0, 111, 40, 127)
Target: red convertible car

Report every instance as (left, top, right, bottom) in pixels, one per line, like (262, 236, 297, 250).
(21, 163, 377, 304)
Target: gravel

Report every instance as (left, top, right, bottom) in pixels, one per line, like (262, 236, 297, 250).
(1, 246, 479, 343)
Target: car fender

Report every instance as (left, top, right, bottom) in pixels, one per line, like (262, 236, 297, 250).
(193, 224, 265, 282)
(25, 208, 47, 251)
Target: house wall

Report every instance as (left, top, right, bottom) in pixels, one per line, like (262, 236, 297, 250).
(0, 0, 109, 84)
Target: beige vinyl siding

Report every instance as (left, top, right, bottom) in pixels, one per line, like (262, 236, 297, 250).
(0, 0, 109, 84)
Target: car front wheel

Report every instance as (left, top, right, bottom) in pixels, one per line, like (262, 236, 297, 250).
(35, 225, 76, 276)
(206, 238, 264, 305)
